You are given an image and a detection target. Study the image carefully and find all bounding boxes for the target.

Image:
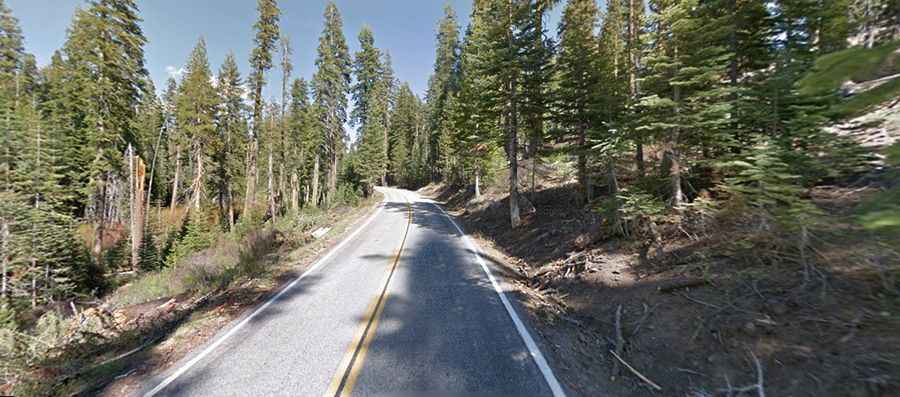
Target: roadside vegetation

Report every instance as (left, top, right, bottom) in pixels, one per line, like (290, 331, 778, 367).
(1, 0, 899, 395)
(0, 0, 391, 394)
(409, 0, 900, 396)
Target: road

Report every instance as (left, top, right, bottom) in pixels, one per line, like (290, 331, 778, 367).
(138, 188, 566, 397)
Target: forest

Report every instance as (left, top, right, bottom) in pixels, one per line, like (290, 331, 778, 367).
(0, 0, 899, 394)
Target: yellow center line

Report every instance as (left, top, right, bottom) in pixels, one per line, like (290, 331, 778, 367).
(324, 196, 413, 397)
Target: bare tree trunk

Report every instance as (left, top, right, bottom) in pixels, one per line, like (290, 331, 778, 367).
(192, 146, 203, 210)
(383, 111, 389, 186)
(129, 144, 134, 261)
(279, 164, 286, 211)
(291, 172, 299, 213)
(170, 145, 181, 211)
(227, 187, 235, 230)
(92, 177, 107, 262)
(267, 150, 276, 220)
(507, 0, 521, 229)
(312, 153, 320, 207)
(1, 219, 8, 299)
(329, 148, 338, 204)
(131, 151, 146, 271)
(475, 167, 481, 198)
(304, 184, 310, 206)
(668, 84, 684, 208)
(244, 139, 258, 215)
(145, 125, 164, 223)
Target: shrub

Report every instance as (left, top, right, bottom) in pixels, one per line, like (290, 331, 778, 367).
(721, 143, 822, 230)
(598, 187, 665, 237)
(331, 183, 362, 208)
(164, 212, 217, 268)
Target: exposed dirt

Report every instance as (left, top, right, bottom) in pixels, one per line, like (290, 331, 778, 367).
(421, 174, 900, 397)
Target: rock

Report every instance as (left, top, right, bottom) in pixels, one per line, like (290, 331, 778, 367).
(743, 321, 758, 335)
(518, 195, 536, 216)
(840, 80, 860, 97)
(573, 234, 592, 250)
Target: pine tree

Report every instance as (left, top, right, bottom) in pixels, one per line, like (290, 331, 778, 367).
(449, 0, 500, 196)
(425, 5, 461, 181)
(287, 77, 313, 211)
(312, 2, 351, 206)
(352, 27, 389, 193)
(388, 83, 418, 186)
(245, 0, 280, 215)
(277, 35, 292, 216)
(176, 38, 217, 211)
(0, 0, 24, 98)
(215, 53, 247, 229)
(62, 0, 148, 259)
(519, 0, 555, 162)
(555, 0, 602, 203)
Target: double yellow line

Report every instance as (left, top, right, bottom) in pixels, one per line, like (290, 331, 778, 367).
(324, 196, 413, 397)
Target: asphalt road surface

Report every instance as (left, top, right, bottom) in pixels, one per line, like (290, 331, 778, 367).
(138, 188, 566, 397)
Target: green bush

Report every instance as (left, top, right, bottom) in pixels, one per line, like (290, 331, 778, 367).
(331, 183, 362, 208)
(597, 187, 665, 237)
(721, 143, 822, 229)
(164, 213, 218, 268)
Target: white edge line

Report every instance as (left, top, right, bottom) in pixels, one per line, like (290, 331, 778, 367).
(143, 197, 387, 397)
(414, 192, 567, 397)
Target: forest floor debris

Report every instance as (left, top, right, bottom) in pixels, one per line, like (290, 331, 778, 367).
(421, 169, 900, 396)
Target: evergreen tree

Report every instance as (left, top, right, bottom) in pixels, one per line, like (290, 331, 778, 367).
(287, 77, 314, 210)
(215, 53, 247, 229)
(555, 0, 602, 203)
(425, 5, 461, 181)
(388, 83, 418, 186)
(312, 2, 351, 206)
(61, 0, 148, 259)
(0, 0, 24, 98)
(245, 0, 280, 215)
(352, 27, 389, 193)
(176, 38, 218, 213)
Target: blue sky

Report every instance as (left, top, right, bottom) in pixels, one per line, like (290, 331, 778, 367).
(5, 0, 494, 99)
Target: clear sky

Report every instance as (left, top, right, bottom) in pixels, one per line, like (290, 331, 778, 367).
(6, 0, 493, 99)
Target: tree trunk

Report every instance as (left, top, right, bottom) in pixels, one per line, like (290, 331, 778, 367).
(267, 149, 276, 220)
(509, 118, 521, 229)
(507, 0, 521, 229)
(92, 176, 107, 262)
(291, 172, 299, 213)
(383, 113, 389, 187)
(577, 122, 591, 203)
(170, 145, 181, 211)
(669, 84, 684, 208)
(312, 153, 320, 207)
(192, 146, 203, 210)
(629, 0, 645, 178)
(607, 157, 622, 234)
(475, 167, 481, 198)
(329, 147, 338, 204)
(1, 219, 8, 299)
(131, 151, 146, 271)
(145, 125, 164, 226)
(279, 163, 286, 212)
(244, 139, 258, 216)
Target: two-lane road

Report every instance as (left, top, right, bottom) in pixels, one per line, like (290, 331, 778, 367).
(139, 188, 565, 397)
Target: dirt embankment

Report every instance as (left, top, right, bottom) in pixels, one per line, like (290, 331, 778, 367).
(421, 179, 900, 397)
